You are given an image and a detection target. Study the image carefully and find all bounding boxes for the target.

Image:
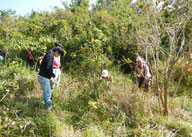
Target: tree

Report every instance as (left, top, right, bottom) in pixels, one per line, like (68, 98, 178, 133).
(0, 10, 17, 41)
(134, 0, 192, 116)
(65, 0, 89, 12)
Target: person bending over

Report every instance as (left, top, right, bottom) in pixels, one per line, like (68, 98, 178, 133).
(135, 56, 152, 91)
(38, 47, 64, 110)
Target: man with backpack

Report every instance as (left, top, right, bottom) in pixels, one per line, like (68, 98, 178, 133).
(38, 46, 64, 110)
(135, 56, 152, 91)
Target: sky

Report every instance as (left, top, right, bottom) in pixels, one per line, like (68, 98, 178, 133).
(0, 0, 96, 16)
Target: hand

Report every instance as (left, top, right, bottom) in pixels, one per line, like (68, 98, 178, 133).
(141, 83, 145, 88)
(38, 59, 42, 65)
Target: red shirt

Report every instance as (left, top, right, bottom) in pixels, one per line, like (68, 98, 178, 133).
(28, 49, 34, 58)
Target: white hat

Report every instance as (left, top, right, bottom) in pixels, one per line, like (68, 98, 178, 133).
(102, 70, 108, 77)
(136, 56, 143, 62)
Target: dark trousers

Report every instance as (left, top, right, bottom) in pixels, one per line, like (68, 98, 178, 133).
(139, 77, 145, 88)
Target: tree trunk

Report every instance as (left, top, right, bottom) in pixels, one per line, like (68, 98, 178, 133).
(163, 86, 168, 116)
(163, 62, 174, 116)
(156, 43, 162, 113)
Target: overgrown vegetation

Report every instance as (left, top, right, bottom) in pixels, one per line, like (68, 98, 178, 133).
(0, 0, 191, 136)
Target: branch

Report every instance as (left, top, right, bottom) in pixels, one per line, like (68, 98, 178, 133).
(168, 58, 192, 109)
(175, 27, 185, 61)
(174, 4, 192, 25)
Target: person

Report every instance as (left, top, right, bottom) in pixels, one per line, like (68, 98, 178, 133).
(102, 70, 113, 82)
(38, 42, 64, 89)
(50, 42, 64, 89)
(101, 70, 113, 92)
(0, 49, 5, 64)
(28, 49, 35, 65)
(38, 57, 43, 65)
(0, 51, 4, 64)
(135, 56, 152, 91)
(38, 47, 64, 110)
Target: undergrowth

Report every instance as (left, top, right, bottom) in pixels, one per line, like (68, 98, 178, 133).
(0, 63, 191, 136)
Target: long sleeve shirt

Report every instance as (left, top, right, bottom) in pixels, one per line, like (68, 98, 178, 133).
(28, 49, 35, 58)
(135, 63, 151, 84)
(39, 50, 55, 79)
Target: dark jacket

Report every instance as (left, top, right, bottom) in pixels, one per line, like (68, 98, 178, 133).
(39, 50, 55, 79)
(0, 51, 5, 57)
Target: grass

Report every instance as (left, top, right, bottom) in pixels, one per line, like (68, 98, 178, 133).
(0, 62, 192, 136)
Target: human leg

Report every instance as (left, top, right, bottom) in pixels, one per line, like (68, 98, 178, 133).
(50, 69, 57, 89)
(38, 75, 52, 110)
(51, 68, 61, 88)
(56, 68, 61, 86)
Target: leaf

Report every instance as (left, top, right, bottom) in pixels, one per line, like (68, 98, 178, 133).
(137, 74, 141, 77)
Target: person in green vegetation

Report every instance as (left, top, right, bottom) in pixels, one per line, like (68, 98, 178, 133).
(28, 48, 35, 65)
(50, 42, 64, 89)
(38, 47, 64, 110)
(0, 50, 5, 64)
(102, 70, 113, 91)
(135, 56, 152, 91)
(39, 42, 64, 89)
(102, 70, 113, 82)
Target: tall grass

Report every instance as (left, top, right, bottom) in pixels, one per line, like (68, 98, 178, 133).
(0, 63, 191, 136)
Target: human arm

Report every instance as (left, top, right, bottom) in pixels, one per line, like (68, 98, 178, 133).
(46, 54, 55, 78)
(144, 65, 151, 79)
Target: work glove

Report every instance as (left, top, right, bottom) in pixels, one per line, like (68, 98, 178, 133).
(141, 83, 145, 88)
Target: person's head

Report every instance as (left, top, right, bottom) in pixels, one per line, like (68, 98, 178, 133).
(52, 47, 64, 57)
(136, 56, 143, 67)
(102, 70, 109, 78)
(54, 42, 63, 48)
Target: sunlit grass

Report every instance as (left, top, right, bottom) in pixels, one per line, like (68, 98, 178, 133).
(0, 63, 191, 136)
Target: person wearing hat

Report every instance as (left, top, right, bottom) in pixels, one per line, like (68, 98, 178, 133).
(135, 56, 152, 91)
(101, 70, 113, 93)
(102, 70, 113, 83)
